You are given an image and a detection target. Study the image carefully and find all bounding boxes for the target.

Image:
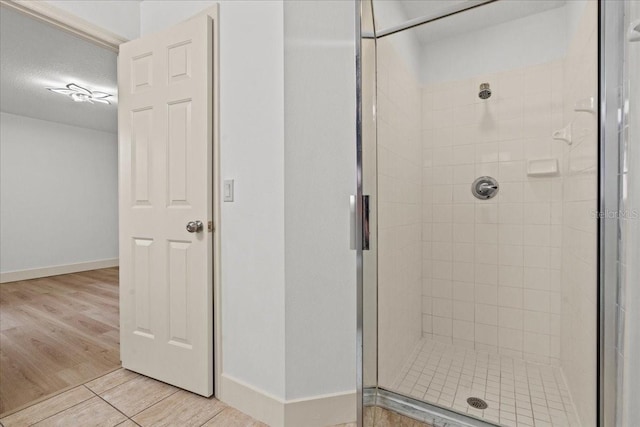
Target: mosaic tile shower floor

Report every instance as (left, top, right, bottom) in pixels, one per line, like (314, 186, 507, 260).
(392, 339, 581, 427)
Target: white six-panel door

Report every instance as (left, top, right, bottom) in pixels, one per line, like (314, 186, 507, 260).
(118, 13, 214, 396)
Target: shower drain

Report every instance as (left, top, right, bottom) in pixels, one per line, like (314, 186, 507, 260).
(466, 397, 488, 410)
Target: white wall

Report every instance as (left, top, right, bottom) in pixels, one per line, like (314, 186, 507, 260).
(373, 0, 422, 79)
(283, 0, 356, 402)
(141, 0, 288, 401)
(140, 2, 357, 422)
(214, 0, 287, 402)
(140, 0, 216, 35)
(0, 112, 118, 273)
(43, 0, 140, 40)
(418, 5, 570, 85)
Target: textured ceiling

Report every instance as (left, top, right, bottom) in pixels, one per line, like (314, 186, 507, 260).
(0, 6, 117, 133)
(376, 0, 567, 44)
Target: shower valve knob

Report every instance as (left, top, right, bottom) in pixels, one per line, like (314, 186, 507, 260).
(479, 183, 498, 193)
(472, 177, 499, 200)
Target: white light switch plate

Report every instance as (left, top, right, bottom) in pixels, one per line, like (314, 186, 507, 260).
(223, 180, 234, 202)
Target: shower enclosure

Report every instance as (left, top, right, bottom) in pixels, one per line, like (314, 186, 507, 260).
(357, 1, 625, 426)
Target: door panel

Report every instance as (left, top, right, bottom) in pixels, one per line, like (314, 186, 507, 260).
(118, 14, 213, 397)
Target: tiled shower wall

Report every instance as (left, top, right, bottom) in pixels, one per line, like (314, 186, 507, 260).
(560, 2, 598, 426)
(376, 37, 423, 388)
(376, 4, 600, 415)
(421, 61, 565, 364)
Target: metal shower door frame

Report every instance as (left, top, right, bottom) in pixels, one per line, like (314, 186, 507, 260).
(355, 0, 625, 425)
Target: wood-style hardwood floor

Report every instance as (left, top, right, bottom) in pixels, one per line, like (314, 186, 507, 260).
(0, 268, 120, 416)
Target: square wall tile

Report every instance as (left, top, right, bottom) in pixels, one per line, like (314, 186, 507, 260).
(499, 286, 523, 309)
(524, 267, 550, 290)
(524, 289, 550, 313)
(432, 280, 453, 299)
(453, 281, 475, 302)
(499, 328, 524, 352)
(524, 311, 550, 334)
(433, 298, 453, 318)
(524, 332, 550, 356)
(499, 266, 524, 287)
(476, 324, 498, 346)
(499, 245, 524, 267)
(453, 242, 475, 263)
(454, 301, 475, 321)
(433, 316, 453, 337)
(453, 204, 475, 223)
(423, 315, 433, 334)
(499, 224, 524, 245)
(453, 320, 476, 342)
(476, 304, 498, 325)
(476, 263, 498, 285)
(475, 284, 498, 305)
(499, 307, 524, 329)
(476, 244, 499, 265)
(453, 223, 475, 242)
(477, 204, 499, 224)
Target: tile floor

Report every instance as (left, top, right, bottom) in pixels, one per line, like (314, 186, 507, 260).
(0, 341, 583, 427)
(0, 368, 266, 427)
(392, 339, 581, 427)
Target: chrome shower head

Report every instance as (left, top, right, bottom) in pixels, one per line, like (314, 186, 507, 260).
(479, 82, 491, 100)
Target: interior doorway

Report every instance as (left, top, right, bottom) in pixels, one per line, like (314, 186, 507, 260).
(1, 2, 221, 416)
(0, 3, 120, 416)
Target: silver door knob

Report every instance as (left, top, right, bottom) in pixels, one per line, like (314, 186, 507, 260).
(186, 220, 203, 233)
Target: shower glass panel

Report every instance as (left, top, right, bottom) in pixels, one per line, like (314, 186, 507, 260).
(360, 0, 378, 419)
(363, 1, 599, 426)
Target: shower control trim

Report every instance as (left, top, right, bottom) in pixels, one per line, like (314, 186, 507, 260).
(472, 176, 499, 200)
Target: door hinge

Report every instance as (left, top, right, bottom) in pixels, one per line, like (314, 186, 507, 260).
(208, 221, 214, 232)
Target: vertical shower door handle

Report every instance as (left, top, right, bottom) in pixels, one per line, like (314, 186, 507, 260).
(350, 195, 370, 251)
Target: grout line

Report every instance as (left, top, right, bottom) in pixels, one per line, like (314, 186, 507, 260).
(22, 387, 95, 427)
(86, 370, 140, 396)
(83, 385, 133, 425)
(126, 388, 181, 419)
(196, 407, 228, 427)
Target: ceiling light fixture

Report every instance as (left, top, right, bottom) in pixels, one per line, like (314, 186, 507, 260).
(46, 83, 113, 104)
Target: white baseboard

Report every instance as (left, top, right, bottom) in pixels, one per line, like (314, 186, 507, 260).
(219, 374, 356, 427)
(285, 389, 356, 427)
(220, 374, 285, 426)
(0, 258, 119, 283)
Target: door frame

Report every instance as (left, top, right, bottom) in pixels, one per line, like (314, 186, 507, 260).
(1, 0, 223, 398)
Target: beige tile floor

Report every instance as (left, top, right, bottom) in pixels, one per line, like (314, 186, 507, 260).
(0, 366, 426, 427)
(0, 368, 267, 427)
